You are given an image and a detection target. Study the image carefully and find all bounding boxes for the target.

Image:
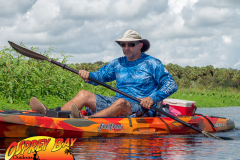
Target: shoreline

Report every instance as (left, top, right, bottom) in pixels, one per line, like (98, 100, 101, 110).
(0, 88, 240, 110)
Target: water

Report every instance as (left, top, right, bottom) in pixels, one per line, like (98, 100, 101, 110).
(0, 107, 239, 160)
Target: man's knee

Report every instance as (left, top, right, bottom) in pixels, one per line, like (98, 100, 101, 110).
(75, 90, 95, 104)
(75, 90, 96, 108)
(116, 98, 132, 113)
(116, 98, 127, 105)
(76, 90, 92, 98)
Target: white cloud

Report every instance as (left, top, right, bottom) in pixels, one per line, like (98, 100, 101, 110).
(0, 0, 240, 70)
(60, 0, 110, 18)
(168, 0, 198, 14)
(222, 35, 232, 44)
(187, 7, 233, 27)
(112, 0, 147, 18)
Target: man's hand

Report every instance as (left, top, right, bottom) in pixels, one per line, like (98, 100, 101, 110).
(139, 97, 154, 109)
(79, 70, 90, 82)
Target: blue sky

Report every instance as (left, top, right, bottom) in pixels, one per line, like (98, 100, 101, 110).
(1, 0, 240, 69)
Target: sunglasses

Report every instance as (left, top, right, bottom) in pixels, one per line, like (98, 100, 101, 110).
(120, 42, 139, 47)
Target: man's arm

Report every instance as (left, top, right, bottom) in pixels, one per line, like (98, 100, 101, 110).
(148, 61, 178, 104)
(87, 60, 117, 85)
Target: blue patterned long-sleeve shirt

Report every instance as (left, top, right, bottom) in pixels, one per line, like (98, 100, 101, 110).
(88, 53, 178, 104)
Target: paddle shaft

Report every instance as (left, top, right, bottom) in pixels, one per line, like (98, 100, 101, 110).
(51, 60, 203, 133)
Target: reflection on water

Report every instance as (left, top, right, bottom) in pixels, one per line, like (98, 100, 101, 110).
(70, 132, 239, 160)
(0, 107, 239, 160)
(71, 135, 203, 159)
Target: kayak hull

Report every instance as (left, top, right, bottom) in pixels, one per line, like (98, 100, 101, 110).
(0, 112, 235, 138)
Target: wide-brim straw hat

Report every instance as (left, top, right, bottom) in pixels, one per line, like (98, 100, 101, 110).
(114, 30, 150, 52)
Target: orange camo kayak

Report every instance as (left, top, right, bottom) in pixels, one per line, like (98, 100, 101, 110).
(0, 110, 235, 138)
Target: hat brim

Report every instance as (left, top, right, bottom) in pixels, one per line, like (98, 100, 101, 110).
(114, 38, 150, 53)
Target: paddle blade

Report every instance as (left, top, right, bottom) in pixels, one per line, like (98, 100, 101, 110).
(218, 136, 239, 140)
(8, 41, 50, 61)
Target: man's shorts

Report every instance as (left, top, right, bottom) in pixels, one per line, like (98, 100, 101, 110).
(85, 94, 147, 116)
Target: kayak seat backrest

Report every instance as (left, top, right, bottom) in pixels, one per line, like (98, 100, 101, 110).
(155, 101, 169, 117)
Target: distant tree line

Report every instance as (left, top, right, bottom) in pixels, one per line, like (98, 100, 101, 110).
(165, 63, 240, 89)
(72, 62, 240, 90)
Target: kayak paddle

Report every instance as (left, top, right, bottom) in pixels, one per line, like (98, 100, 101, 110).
(8, 41, 234, 140)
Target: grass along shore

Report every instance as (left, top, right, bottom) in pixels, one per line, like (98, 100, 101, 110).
(1, 87, 240, 111)
(0, 44, 239, 110)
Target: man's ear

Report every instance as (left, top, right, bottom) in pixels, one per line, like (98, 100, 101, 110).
(139, 42, 143, 50)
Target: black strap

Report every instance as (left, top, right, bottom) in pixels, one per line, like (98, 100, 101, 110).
(195, 113, 217, 132)
(141, 108, 149, 117)
(62, 64, 67, 69)
(126, 114, 133, 127)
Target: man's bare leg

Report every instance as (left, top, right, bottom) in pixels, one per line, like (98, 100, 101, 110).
(87, 98, 132, 118)
(61, 90, 96, 112)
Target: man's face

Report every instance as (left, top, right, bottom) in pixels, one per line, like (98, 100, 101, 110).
(120, 41, 143, 61)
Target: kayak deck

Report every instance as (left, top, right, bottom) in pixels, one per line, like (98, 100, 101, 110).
(0, 110, 235, 138)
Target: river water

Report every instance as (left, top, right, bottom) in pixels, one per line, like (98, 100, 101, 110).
(0, 107, 239, 159)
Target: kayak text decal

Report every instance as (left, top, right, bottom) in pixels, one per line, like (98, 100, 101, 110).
(214, 123, 227, 128)
(98, 123, 123, 131)
(5, 136, 77, 160)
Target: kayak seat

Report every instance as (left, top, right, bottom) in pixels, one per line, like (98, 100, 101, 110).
(155, 101, 169, 117)
(46, 109, 87, 118)
(133, 101, 168, 117)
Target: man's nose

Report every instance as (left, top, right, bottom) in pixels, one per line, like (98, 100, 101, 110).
(124, 44, 130, 49)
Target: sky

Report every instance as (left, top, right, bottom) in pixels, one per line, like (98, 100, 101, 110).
(0, 0, 240, 69)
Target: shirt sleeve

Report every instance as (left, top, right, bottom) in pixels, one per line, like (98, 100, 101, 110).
(148, 61, 178, 103)
(88, 60, 117, 86)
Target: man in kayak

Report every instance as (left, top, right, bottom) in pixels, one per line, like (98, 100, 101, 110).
(30, 30, 178, 118)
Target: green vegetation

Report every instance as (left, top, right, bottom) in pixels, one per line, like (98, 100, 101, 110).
(170, 88, 240, 107)
(0, 44, 239, 110)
